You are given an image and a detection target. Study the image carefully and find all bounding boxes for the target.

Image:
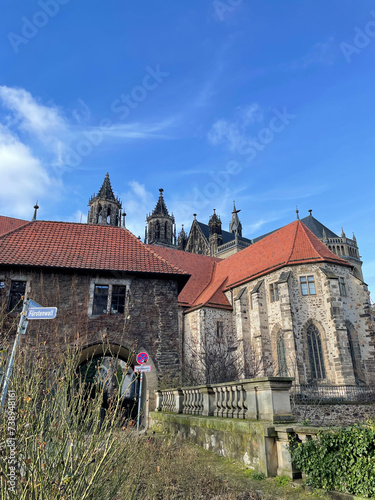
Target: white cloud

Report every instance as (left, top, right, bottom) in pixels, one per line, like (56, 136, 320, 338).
(207, 103, 264, 153)
(119, 182, 155, 238)
(101, 119, 174, 140)
(0, 125, 58, 218)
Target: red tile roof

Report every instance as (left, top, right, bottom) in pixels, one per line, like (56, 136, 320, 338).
(147, 245, 223, 307)
(190, 220, 352, 309)
(0, 216, 28, 236)
(0, 221, 188, 277)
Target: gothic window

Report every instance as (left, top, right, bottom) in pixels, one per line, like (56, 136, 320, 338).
(269, 283, 279, 302)
(97, 204, 103, 223)
(216, 321, 224, 338)
(8, 280, 26, 313)
(107, 207, 111, 224)
(164, 221, 168, 239)
(347, 326, 365, 385)
(300, 276, 316, 296)
(93, 285, 109, 315)
(339, 277, 346, 297)
(276, 331, 288, 376)
(155, 221, 160, 239)
(307, 325, 326, 380)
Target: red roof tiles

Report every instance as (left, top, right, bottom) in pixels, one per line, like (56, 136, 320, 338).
(0, 221, 188, 276)
(147, 245, 221, 307)
(0, 216, 28, 236)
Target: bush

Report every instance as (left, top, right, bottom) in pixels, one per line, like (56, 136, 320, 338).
(289, 422, 375, 498)
(0, 344, 139, 499)
(274, 475, 291, 486)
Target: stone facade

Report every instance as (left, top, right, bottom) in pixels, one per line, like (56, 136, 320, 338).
(183, 261, 375, 387)
(0, 268, 181, 408)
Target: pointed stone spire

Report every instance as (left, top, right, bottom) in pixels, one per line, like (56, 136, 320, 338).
(87, 173, 122, 226)
(229, 201, 242, 236)
(146, 189, 175, 246)
(322, 228, 327, 241)
(352, 232, 357, 243)
(341, 227, 346, 238)
(32, 201, 39, 221)
(152, 188, 169, 216)
(178, 224, 188, 250)
(97, 172, 117, 201)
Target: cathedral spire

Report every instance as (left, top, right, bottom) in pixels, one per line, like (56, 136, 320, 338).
(87, 173, 122, 226)
(229, 201, 242, 236)
(146, 188, 176, 247)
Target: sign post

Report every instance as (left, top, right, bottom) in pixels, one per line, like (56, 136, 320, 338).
(0, 298, 57, 411)
(135, 352, 150, 432)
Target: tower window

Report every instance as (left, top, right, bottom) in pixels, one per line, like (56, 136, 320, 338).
(339, 277, 346, 297)
(269, 283, 279, 302)
(300, 276, 316, 296)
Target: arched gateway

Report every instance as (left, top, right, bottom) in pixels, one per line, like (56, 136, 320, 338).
(77, 343, 157, 428)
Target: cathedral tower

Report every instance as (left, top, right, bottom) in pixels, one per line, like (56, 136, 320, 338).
(145, 189, 176, 247)
(87, 173, 122, 227)
(208, 209, 222, 256)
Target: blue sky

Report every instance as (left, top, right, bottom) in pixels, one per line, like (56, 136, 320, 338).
(0, 0, 374, 294)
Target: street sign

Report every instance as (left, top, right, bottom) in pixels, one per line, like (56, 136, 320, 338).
(27, 307, 57, 320)
(136, 352, 149, 364)
(134, 365, 151, 372)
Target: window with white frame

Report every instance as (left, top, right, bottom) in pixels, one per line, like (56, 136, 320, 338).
(269, 283, 279, 302)
(339, 277, 346, 297)
(300, 276, 316, 296)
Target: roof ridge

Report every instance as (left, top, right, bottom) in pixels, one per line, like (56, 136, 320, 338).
(0, 220, 32, 239)
(144, 245, 188, 275)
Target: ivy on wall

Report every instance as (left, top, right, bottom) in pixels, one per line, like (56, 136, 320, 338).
(289, 421, 375, 498)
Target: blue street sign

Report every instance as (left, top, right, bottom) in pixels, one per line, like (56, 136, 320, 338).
(27, 307, 57, 320)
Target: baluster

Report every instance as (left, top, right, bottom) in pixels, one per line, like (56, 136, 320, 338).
(213, 387, 220, 417)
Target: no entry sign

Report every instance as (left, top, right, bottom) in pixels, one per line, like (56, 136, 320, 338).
(136, 352, 149, 365)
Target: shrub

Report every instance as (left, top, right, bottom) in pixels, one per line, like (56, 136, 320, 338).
(274, 475, 291, 486)
(289, 422, 375, 498)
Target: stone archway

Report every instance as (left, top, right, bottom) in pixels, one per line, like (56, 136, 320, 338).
(77, 343, 158, 429)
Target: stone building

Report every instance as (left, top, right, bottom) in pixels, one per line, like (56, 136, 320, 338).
(151, 220, 375, 387)
(0, 174, 373, 422)
(0, 219, 188, 413)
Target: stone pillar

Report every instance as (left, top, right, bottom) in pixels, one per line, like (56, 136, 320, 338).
(275, 428, 301, 479)
(201, 385, 215, 416)
(174, 388, 184, 413)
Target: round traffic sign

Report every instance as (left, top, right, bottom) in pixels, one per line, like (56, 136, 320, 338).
(136, 352, 149, 364)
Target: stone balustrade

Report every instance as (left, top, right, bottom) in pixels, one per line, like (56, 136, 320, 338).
(156, 377, 294, 423)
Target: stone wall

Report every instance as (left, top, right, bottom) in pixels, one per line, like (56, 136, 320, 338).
(0, 268, 181, 399)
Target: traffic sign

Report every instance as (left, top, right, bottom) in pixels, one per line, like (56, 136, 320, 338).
(134, 365, 151, 372)
(27, 307, 57, 320)
(136, 352, 149, 364)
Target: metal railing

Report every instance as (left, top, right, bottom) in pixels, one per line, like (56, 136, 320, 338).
(290, 384, 375, 403)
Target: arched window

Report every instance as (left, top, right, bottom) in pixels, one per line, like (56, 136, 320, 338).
(155, 221, 160, 239)
(107, 207, 111, 224)
(164, 221, 168, 239)
(307, 325, 326, 380)
(346, 325, 365, 385)
(277, 331, 288, 376)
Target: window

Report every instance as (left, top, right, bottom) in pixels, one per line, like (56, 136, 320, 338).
(8, 280, 26, 312)
(93, 285, 109, 315)
(276, 331, 288, 376)
(307, 325, 326, 380)
(339, 277, 346, 297)
(300, 276, 316, 296)
(111, 285, 126, 314)
(91, 283, 128, 316)
(216, 321, 223, 338)
(269, 283, 279, 302)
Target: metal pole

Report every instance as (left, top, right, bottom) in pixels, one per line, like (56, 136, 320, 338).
(136, 371, 143, 433)
(0, 298, 29, 410)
